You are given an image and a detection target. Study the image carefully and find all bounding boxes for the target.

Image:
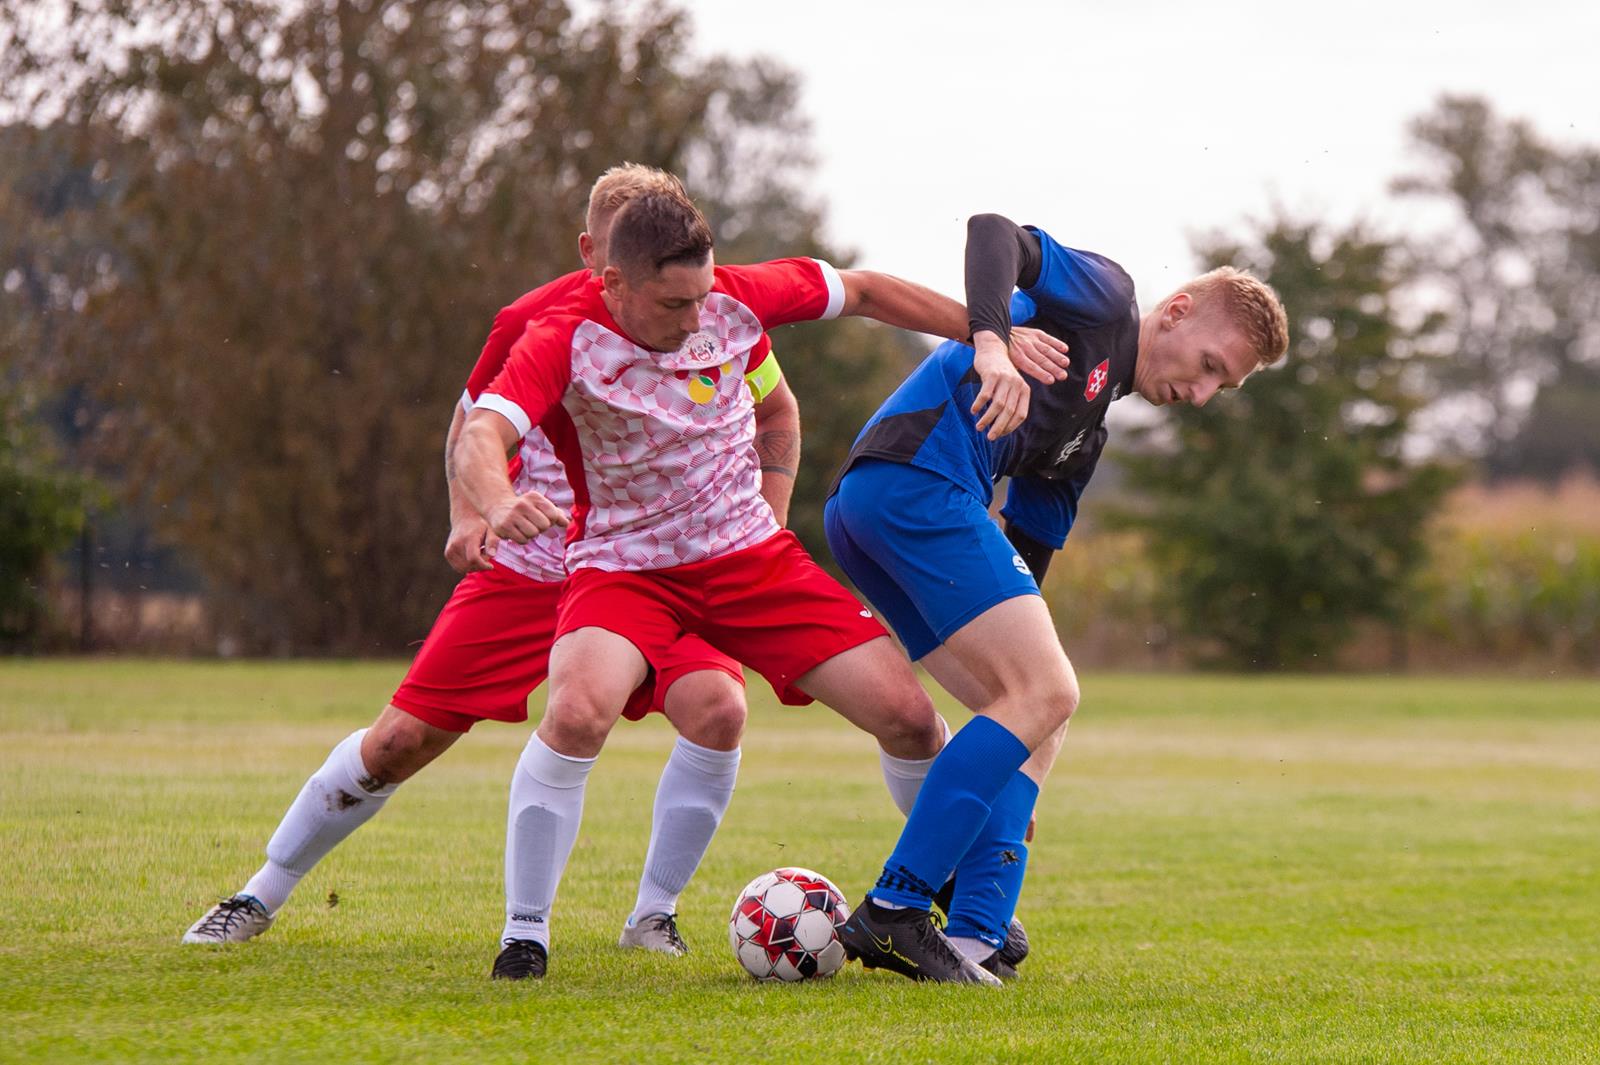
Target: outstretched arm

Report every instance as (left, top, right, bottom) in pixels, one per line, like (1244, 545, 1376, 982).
(834, 268, 1038, 440)
(835, 269, 969, 342)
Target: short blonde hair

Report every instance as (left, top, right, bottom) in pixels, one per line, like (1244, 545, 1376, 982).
(1177, 267, 1290, 367)
(586, 163, 689, 234)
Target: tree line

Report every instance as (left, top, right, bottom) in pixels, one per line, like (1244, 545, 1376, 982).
(3, 2, 1596, 664)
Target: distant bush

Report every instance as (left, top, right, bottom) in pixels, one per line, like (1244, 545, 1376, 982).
(1415, 531, 1600, 667)
(1411, 477, 1600, 669)
(1040, 530, 1169, 667)
(1041, 477, 1600, 673)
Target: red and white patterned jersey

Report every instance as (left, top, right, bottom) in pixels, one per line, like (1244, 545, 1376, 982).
(459, 270, 592, 583)
(477, 257, 843, 572)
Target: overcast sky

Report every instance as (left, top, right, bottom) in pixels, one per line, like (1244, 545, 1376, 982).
(681, 0, 1600, 307)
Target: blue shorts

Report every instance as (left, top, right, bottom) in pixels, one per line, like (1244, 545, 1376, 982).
(824, 459, 1040, 661)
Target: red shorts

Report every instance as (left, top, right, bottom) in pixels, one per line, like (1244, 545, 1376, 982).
(391, 563, 742, 732)
(557, 530, 888, 706)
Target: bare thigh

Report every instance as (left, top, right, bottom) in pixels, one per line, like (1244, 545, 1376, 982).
(793, 636, 942, 759)
(538, 626, 651, 758)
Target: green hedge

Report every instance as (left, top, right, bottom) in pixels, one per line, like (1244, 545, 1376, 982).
(1414, 530, 1600, 668)
(1041, 526, 1600, 671)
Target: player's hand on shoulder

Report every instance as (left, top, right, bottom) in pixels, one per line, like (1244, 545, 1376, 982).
(444, 514, 500, 574)
(485, 492, 569, 543)
(1009, 327, 1070, 384)
(970, 330, 1030, 440)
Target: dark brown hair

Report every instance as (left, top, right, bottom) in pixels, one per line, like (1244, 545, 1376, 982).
(606, 191, 714, 281)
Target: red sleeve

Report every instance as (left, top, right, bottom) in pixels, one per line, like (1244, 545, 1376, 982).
(475, 319, 577, 437)
(462, 270, 590, 405)
(713, 258, 846, 332)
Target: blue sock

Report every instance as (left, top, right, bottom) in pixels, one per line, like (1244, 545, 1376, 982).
(871, 716, 1030, 909)
(943, 769, 1039, 947)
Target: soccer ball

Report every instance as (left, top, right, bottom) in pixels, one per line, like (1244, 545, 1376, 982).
(728, 867, 851, 982)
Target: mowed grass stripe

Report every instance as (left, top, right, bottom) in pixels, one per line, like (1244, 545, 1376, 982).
(1, 661, 1596, 1064)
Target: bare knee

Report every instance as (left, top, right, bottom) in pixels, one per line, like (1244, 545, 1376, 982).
(988, 669, 1079, 750)
(874, 682, 943, 760)
(1042, 671, 1081, 724)
(540, 685, 624, 758)
(662, 672, 747, 752)
(364, 706, 459, 784)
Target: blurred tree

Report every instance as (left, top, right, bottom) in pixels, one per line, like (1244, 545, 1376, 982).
(1394, 95, 1600, 477)
(0, 384, 94, 649)
(1109, 220, 1458, 670)
(0, 0, 912, 652)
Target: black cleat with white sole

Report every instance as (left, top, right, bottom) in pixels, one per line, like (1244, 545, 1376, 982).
(491, 938, 548, 980)
(839, 898, 1001, 986)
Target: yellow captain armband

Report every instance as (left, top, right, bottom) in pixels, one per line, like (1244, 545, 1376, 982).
(745, 352, 783, 404)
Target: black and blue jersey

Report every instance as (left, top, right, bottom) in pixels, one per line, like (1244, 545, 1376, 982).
(834, 225, 1138, 550)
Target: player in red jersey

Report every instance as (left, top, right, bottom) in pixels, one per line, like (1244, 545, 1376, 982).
(456, 190, 1069, 982)
(182, 167, 772, 957)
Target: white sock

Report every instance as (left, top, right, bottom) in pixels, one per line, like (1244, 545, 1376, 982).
(242, 729, 398, 913)
(878, 715, 950, 816)
(501, 734, 595, 948)
(949, 935, 997, 963)
(629, 737, 740, 924)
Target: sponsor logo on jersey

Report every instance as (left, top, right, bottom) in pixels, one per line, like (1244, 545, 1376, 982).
(1053, 427, 1088, 465)
(1085, 358, 1110, 401)
(677, 361, 739, 404)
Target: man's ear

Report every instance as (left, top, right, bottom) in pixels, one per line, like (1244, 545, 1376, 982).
(578, 232, 597, 271)
(1163, 291, 1193, 327)
(601, 263, 626, 299)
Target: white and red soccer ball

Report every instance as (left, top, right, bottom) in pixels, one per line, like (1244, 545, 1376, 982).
(728, 867, 851, 982)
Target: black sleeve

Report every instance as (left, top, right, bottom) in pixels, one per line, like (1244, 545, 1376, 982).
(965, 213, 1044, 347)
(1003, 519, 1054, 583)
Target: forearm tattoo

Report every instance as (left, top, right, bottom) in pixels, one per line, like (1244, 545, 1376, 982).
(755, 428, 800, 479)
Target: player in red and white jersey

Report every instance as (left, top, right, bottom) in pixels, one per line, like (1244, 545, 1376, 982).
(183, 167, 772, 963)
(456, 191, 1068, 983)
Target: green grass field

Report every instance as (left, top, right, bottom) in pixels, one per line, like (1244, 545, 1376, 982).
(2, 660, 1597, 1063)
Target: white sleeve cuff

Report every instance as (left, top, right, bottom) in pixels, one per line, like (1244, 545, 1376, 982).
(812, 258, 845, 320)
(472, 392, 532, 438)
(458, 388, 474, 413)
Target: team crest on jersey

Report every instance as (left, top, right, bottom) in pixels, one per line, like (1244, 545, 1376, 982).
(1054, 427, 1088, 465)
(680, 331, 722, 366)
(1085, 359, 1110, 401)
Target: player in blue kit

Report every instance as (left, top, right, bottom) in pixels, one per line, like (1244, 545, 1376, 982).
(828, 213, 1291, 983)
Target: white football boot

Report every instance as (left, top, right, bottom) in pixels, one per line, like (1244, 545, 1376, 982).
(182, 894, 274, 944)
